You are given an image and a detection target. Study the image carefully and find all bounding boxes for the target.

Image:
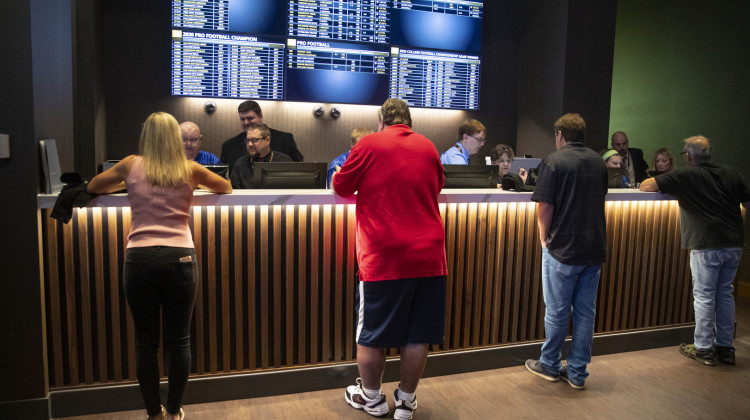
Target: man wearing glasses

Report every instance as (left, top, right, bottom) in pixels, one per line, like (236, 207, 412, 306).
(640, 136, 750, 367)
(221, 100, 303, 173)
(440, 119, 486, 164)
(180, 121, 221, 165)
(229, 124, 292, 189)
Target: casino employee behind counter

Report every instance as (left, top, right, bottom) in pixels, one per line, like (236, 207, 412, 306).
(229, 123, 292, 189)
(221, 100, 303, 172)
(440, 119, 486, 165)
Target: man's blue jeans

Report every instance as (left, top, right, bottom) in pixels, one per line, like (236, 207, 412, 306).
(689, 248, 742, 350)
(539, 248, 601, 385)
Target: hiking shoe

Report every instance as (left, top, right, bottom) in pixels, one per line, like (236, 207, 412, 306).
(559, 367, 585, 390)
(345, 378, 389, 417)
(393, 388, 417, 420)
(716, 346, 736, 365)
(679, 343, 716, 366)
(525, 359, 559, 382)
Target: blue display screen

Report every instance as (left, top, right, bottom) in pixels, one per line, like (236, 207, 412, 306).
(390, 48, 480, 110)
(288, 0, 389, 43)
(171, 30, 285, 100)
(171, 0, 483, 110)
(172, 0, 287, 36)
(286, 40, 390, 105)
(390, 1, 483, 54)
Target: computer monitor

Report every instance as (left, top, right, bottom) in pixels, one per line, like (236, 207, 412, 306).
(203, 164, 228, 177)
(253, 162, 328, 189)
(39, 139, 63, 194)
(443, 165, 499, 188)
(511, 157, 542, 170)
(607, 167, 627, 188)
(103, 160, 120, 171)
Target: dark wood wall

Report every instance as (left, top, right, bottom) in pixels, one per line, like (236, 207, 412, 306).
(96, 0, 618, 173)
(74, 1, 617, 175)
(516, 0, 617, 156)
(40, 199, 692, 389)
(97, 1, 531, 174)
(0, 1, 619, 417)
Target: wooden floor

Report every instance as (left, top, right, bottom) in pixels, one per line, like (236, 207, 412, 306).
(59, 297, 750, 420)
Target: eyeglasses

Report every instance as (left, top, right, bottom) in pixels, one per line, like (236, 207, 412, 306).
(468, 134, 486, 143)
(244, 136, 268, 144)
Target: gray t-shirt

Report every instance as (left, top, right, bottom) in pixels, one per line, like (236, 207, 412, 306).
(655, 163, 750, 250)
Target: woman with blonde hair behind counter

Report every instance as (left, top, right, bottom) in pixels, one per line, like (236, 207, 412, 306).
(648, 147, 675, 177)
(87, 112, 232, 420)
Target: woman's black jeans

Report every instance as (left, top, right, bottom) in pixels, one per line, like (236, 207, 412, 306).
(124, 246, 198, 416)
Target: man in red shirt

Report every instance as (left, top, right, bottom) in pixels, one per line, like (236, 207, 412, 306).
(332, 98, 447, 420)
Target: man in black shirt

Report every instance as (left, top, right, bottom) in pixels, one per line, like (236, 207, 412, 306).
(640, 135, 750, 366)
(229, 124, 292, 189)
(220, 100, 303, 172)
(525, 113, 608, 390)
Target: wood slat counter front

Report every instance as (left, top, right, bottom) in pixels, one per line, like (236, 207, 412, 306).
(37, 189, 692, 389)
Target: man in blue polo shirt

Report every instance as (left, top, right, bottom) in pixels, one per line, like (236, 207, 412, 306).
(327, 127, 374, 188)
(180, 121, 221, 165)
(525, 113, 608, 390)
(440, 119, 486, 164)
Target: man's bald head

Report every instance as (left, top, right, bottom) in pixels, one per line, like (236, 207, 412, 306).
(180, 121, 200, 137)
(180, 121, 202, 161)
(611, 131, 629, 156)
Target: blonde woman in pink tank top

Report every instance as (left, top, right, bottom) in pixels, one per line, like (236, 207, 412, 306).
(88, 112, 231, 420)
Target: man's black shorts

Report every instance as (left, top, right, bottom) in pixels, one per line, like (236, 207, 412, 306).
(355, 275, 446, 348)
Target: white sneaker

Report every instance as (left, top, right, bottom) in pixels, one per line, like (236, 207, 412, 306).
(344, 378, 389, 417)
(393, 388, 417, 420)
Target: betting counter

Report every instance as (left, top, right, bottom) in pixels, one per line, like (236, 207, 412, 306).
(37, 189, 694, 413)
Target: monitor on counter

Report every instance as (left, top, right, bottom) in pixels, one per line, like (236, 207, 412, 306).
(102, 160, 120, 171)
(607, 167, 627, 188)
(203, 164, 229, 177)
(39, 139, 63, 194)
(443, 164, 499, 188)
(253, 162, 328, 189)
(511, 157, 542, 170)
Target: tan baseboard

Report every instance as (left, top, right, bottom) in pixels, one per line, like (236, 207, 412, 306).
(739, 281, 750, 298)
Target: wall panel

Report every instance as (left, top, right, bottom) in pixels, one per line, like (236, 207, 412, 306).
(41, 200, 692, 388)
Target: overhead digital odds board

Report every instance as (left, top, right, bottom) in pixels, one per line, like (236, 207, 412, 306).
(171, 0, 483, 110)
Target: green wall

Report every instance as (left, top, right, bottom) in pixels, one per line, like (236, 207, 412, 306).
(609, 0, 750, 282)
(610, 0, 750, 172)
